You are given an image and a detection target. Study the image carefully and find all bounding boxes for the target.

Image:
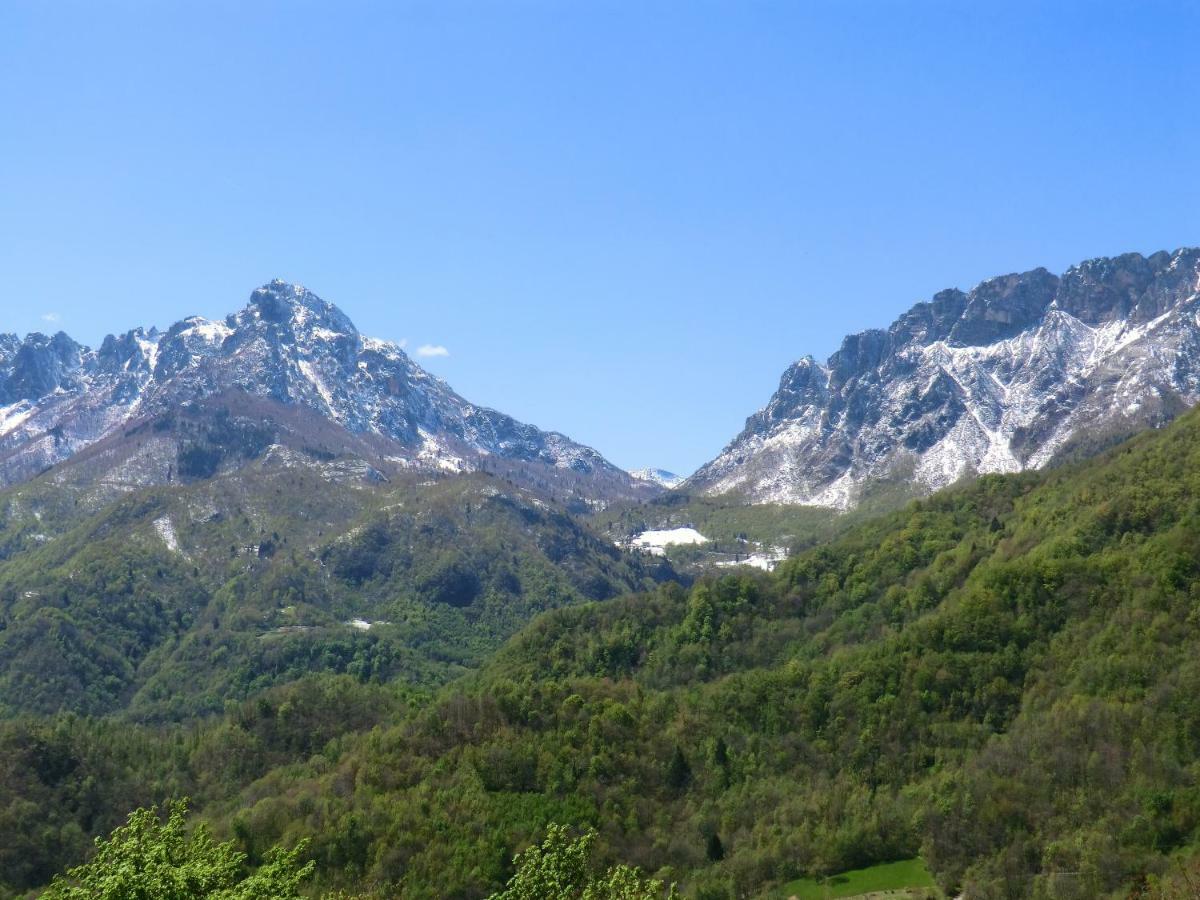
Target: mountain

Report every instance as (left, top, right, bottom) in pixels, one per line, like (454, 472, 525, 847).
(15, 400, 1200, 898)
(687, 247, 1200, 508)
(0, 280, 657, 505)
(206, 404, 1200, 897)
(0, 281, 678, 718)
(0, 455, 670, 721)
(630, 467, 684, 489)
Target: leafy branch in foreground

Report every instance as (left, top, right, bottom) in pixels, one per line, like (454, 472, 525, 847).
(488, 823, 677, 900)
(42, 799, 313, 900)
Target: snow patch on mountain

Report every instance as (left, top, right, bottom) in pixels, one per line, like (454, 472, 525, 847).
(630, 467, 684, 489)
(153, 515, 183, 555)
(715, 545, 788, 571)
(630, 527, 709, 555)
(178, 318, 232, 344)
(296, 357, 336, 412)
(0, 402, 35, 438)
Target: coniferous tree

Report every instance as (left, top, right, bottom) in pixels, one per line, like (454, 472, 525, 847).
(666, 745, 692, 791)
(706, 832, 725, 862)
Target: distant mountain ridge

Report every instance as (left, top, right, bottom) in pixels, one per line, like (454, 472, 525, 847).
(0, 281, 655, 502)
(630, 467, 684, 489)
(687, 247, 1200, 507)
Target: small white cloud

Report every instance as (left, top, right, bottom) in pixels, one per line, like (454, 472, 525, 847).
(416, 344, 450, 358)
(41, 312, 60, 323)
(399, 338, 409, 349)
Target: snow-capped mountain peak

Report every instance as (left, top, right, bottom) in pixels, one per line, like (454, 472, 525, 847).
(0, 281, 657, 502)
(687, 247, 1200, 509)
(230, 279, 359, 338)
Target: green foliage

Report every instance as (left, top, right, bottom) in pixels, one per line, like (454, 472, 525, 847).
(0, 676, 408, 896)
(666, 745, 692, 792)
(773, 858, 938, 899)
(42, 799, 312, 900)
(488, 824, 676, 900)
(1140, 853, 1200, 899)
(197, 406, 1200, 898)
(175, 410, 276, 481)
(592, 492, 849, 569)
(16, 407, 1200, 897)
(0, 468, 667, 720)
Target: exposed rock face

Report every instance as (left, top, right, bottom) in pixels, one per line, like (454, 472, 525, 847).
(687, 248, 1200, 508)
(0, 281, 651, 501)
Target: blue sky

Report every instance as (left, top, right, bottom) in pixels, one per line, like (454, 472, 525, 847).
(1, 1, 1197, 475)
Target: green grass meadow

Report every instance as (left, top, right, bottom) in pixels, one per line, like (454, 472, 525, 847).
(770, 858, 939, 899)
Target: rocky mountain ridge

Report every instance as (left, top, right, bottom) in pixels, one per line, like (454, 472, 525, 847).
(0, 281, 653, 502)
(687, 247, 1200, 507)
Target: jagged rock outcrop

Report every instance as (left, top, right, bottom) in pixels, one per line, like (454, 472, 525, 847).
(0, 281, 653, 502)
(687, 248, 1200, 508)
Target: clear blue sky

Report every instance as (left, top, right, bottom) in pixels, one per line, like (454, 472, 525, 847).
(2, 1, 1197, 475)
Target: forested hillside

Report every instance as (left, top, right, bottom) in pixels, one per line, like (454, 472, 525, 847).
(8, 406, 1200, 897)
(0, 455, 667, 720)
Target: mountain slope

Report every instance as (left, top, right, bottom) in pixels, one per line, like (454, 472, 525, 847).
(10, 396, 1200, 897)
(0, 280, 655, 504)
(207, 401, 1200, 898)
(0, 450, 669, 720)
(688, 247, 1200, 508)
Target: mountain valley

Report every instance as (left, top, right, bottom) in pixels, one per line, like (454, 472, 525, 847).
(5, 258, 1200, 898)
(9, 387, 1200, 897)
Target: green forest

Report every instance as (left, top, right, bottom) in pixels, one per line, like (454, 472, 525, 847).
(9, 407, 1200, 897)
(0, 461, 668, 721)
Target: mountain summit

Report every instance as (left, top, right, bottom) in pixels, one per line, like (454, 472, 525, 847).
(0, 281, 654, 502)
(687, 247, 1200, 508)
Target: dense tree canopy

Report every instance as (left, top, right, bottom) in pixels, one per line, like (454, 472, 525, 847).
(42, 800, 312, 900)
(487, 824, 676, 900)
(11, 408, 1200, 897)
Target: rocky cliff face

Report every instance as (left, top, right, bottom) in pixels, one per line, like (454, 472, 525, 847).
(0, 281, 652, 502)
(687, 248, 1200, 508)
